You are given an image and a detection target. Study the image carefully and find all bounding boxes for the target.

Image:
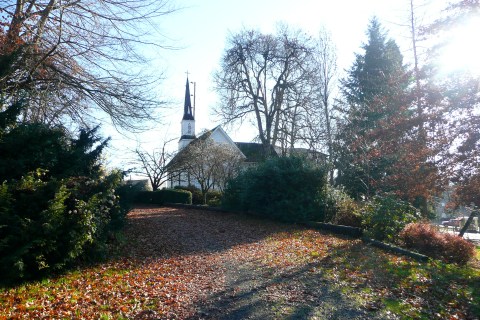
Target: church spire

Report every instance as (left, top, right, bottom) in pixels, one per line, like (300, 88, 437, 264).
(183, 78, 194, 120)
(179, 76, 196, 150)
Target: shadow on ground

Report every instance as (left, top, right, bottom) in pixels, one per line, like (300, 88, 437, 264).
(122, 205, 304, 259)
(191, 259, 373, 320)
(124, 206, 382, 319)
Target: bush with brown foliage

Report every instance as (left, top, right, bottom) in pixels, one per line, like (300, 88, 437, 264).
(324, 186, 362, 227)
(331, 199, 362, 228)
(400, 223, 475, 265)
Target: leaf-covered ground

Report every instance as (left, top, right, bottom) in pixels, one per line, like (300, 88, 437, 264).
(1, 206, 479, 319)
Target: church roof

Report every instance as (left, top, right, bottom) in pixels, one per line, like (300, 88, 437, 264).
(168, 126, 241, 169)
(235, 142, 278, 162)
(179, 134, 196, 141)
(183, 78, 194, 120)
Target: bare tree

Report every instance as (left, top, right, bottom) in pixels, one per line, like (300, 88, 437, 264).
(213, 26, 317, 151)
(169, 136, 244, 204)
(0, 0, 175, 131)
(134, 139, 174, 191)
(306, 29, 338, 183)
(276, 83, 314, 155)
(213, 144, 246, 192)
(407, 0, 433, 142)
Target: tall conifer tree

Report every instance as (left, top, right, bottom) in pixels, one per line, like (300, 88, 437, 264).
(335, 18, 411, 199)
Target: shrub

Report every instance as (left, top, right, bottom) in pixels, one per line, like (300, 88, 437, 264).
(0, 170, 126, 284)
(400, 223, 475, 265)
(135, 189, 192, 205)
(115, 181, 147, 212)
(0, 124, 108, 182)
(324, 185, 362, 227)
(164, 189, 192, 204)
(0, 124, 127, 285)
(332, 204, 362, 228)
(206, 190, 222, 207)
(223, 156, 327, 222)
(361, 194, 419, 243)
(174, 185, 203, 204)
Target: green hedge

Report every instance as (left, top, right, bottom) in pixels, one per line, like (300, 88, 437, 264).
(0, 170, 127, 285)
(135, 189, 192, 205)
(174, 185, 203, 204)
(222, 156, 327, 222)
(174, 185, 223, 206)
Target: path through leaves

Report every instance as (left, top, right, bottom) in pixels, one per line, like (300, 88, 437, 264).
(1, 206, 478, 319)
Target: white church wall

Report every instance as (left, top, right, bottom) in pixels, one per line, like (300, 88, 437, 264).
(210, 129, 230, 144)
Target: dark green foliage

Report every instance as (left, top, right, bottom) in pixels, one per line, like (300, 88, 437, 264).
(174, 186, 223, 206)
(412, 196, 437, 220)
(206, 190, 222, 207)
(361, 194, 419, 243)
(0, 170, 126, 284)
(0, 101, 23, 135)
(0, 47, 23, 80)
(115, 181, 147, 212)
(135, 189, 192, 205)
(335, 17, 411, 200)
(0, 124, 108, 182)
(0, 124, 67, 181)
(0, 124, 126, 285)
(174, 185, 203, 204)
(223, 156, 327, 222)
(167, 189, 192, 204)
(400, 223, 475, 265)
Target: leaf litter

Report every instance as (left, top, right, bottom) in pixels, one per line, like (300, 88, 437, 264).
(1, 206, 478, 319)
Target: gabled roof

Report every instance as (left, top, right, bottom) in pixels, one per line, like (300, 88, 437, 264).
(235, 142, 278, 163)
(208, 126, 245, 156)
(167, 126, 246, 169)
(274, 146, 327, 163)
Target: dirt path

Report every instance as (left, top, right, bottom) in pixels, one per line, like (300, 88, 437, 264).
(123, 206, 389, 319)
(2, 206, 477, 318)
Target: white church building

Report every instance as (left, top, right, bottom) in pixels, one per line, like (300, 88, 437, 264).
(167, 77, 325, 189)
(166, 78, 279, 189)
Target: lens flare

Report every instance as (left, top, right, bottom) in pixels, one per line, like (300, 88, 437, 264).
(438, 16, 480, 76)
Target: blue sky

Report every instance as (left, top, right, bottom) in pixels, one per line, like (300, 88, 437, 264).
(103, 0, 446, 171)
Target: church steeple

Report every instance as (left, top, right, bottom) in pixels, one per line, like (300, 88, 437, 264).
(179, 77, 196, 150)
(183, 78, 194, 120)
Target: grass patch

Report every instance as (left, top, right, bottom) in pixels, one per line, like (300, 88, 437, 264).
(261, 229, 480, 319)
(323, 241, 480, 319)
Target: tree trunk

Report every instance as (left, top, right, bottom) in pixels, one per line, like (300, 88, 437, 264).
(458, 209, 478, 237)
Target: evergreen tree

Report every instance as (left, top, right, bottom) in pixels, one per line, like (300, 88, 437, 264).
(0, 125, 108, 182)
(0, 123, 125, 284)
(335, 18, 411, 199)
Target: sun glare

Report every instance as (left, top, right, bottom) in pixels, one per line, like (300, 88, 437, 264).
(439, 16, 480, 76)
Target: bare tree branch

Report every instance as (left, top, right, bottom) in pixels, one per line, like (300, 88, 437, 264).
(169, 136, 244, 203)
(133, 138, 175, 191)
(213, 26, 317, 150)
(0, 0, 176, 131)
